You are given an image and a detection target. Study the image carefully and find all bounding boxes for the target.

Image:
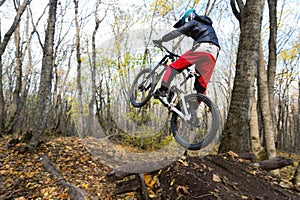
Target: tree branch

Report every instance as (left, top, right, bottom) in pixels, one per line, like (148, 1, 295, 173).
(205, 0, 217, 16)
(0, 0, 6, 6)
(0, 0, 32, 56)
(230, 0, 244, 22)
(28, 4, 49, 49)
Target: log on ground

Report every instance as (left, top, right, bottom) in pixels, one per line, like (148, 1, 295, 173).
(39, 154, 91, 200)
(252, 156, 293, 171)
(293, 161, 300, 191)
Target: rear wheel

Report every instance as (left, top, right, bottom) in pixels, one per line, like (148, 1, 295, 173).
(171, 93, 219, 150)
(130, 68, 156, 107)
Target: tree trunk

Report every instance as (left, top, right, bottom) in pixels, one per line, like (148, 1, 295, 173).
(87, 0, 102, 135)
(0, 0, 31, 135)
(0, 60, 4, 135)
(250, 94, 263, 157)
(267, 0, 277, 124)
(258, 44, 277, 159)
(17, 8, 33, 136)
(219, 0, 265, 153)
(298, 78, 300, 153)
(73, 0, 84, 135)
(27, 0, 58, 151)
(7, 22, 22, 135)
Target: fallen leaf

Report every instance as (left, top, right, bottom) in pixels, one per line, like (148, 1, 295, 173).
(227, 151, 239, 158)
(14, 197, 26, 200)
(213, 174, 222, 182)
(25, 171, 36, 178)
(170, 178, 175, 186)
(144, 174, 156, 188)
(178, 159, 189, 167)
(80, 182, 89, 189)
(125, 192, 135, 198)
(65, 145, 72, 151)
(181, 155, 187, 160)
(148, 189, 157, 198)
(176, 185, 190, 195)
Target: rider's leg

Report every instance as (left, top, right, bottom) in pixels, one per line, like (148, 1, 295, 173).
(194, 52, 217, 105)
(194, 53, 216, 93)
(187, 53, 216, 122)
(154, 66, 180, 99)
(193, 42, 219, 94)
(156, 49, 217, 99)
(155, 50, 196, 97)
(158, 66, 180, 94)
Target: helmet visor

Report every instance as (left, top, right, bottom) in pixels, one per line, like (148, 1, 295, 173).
(173, 9, 195, 28)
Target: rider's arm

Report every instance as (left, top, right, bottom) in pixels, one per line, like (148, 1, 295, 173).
(161, 30, 182, 42)
(161, 21, 194, 42)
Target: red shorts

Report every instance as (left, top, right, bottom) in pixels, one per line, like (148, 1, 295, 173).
(163, 50, 217, 94)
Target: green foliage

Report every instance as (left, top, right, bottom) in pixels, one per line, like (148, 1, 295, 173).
(279, 44, 300, 62)
(149, 0, 199, 17)
(150, 0, 176, 16)
(121, 131, 176, 151)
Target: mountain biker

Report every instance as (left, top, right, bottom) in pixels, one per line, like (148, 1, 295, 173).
(153, 9, 220, 100)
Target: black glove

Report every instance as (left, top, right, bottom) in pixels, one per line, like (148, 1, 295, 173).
(153, 39, 163, 47)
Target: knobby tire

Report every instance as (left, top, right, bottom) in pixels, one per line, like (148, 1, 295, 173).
(171, 93, 219, 150)
(130, 68, 155, 108)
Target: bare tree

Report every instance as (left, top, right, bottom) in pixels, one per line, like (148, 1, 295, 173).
(87, 0, 107, 135)
(73, 0, 84, 135)
(252, 0, 278, 160)
(258, 43, 276, 159)
(8, 22, 22, 134)
(219, 0, 265, 153)
(267, 0, 277, 117)
(0, 0, 32, 135)
(25, 0, 58, 151)
(250, 92, 263, 157)
(7, 0, 24, 135)
(297, 78, 300, 153)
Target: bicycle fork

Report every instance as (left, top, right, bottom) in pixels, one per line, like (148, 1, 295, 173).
(156, 90, 192, 122)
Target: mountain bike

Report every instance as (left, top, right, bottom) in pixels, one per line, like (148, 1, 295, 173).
(129, 44, 220, 150)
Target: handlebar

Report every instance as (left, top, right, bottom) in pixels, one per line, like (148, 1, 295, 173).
(154, 44, 180, 58)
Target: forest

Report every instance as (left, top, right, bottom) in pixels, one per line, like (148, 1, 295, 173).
(0, 0, 299, 199)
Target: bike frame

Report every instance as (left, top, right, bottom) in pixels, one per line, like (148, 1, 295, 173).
(157, 70, 197, 122)
(153, 45, 199, 123)
(147, 47, 179, 84)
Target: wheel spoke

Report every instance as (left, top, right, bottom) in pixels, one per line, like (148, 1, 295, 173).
(130, 68, 155, 108)
(171, 93, 219, 150)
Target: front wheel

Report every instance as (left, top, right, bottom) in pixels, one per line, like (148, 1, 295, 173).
(130, 68, 156, 107)
(171, 93, 220, 150)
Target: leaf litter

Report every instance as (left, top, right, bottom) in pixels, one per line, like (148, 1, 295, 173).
(0, 136, 299, 199)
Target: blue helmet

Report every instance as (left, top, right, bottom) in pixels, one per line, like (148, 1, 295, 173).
(174, 9, 197, 28)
